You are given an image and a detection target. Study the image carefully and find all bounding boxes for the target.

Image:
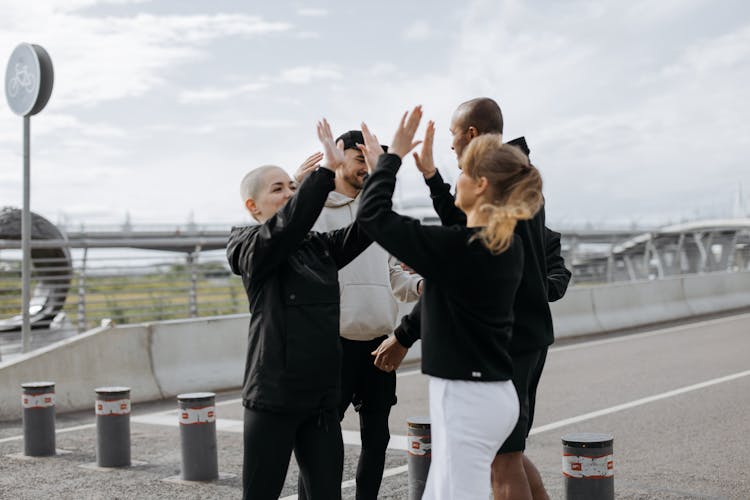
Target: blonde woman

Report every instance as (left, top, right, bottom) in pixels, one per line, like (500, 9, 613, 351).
(356, 106, 543, 499)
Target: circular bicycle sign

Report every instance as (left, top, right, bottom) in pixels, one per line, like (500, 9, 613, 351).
(5, 43, 54, 117)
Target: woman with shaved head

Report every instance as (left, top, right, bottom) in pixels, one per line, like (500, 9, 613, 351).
(227, 120, 371, 500)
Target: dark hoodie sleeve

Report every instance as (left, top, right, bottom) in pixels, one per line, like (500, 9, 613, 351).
(356, 154, 464, 282)
(424, 169, 467, 227)
(545, 227, 572, 302)
(226, 167, 335, 283)
(319, 221, 373, 270)
(394, 296, 422, 348)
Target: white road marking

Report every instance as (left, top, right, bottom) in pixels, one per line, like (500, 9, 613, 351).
(529, 368, 750, 435)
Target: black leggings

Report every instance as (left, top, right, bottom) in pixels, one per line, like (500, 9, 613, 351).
(300, 336, 394, 500)
(242, 407, 343, 500)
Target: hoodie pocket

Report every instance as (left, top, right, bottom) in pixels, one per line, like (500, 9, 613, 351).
(339, 283, 399, 339)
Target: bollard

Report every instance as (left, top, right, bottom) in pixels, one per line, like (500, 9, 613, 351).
(562, 432, 614, 500)
(177, 392, 218, 481)
(407, 416, 431, 500)
(22, 382, 56, 457)
(95, 387, 131, 467)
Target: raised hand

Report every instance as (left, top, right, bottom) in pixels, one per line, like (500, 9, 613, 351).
(413, 120, 437, 179)
(358, 122, 384, 173)
(316, 118, 345, 171)
(389, 105, 423, 159)
(294, 151, 324, 183)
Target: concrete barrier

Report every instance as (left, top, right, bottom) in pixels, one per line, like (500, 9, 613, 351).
(683, 272, 750, 315)
(589, 277, 692, 332)
(148, 315, 247, 396)
(550, 287, 603, 339)
(0, 315, 250, 421)
(0, 324, 162, 421)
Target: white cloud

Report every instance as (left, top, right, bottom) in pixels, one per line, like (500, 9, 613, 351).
(178, 83, 269, 104)
(278, 65, 343, 84)
(0, 12, 291, 109)
(403, 20, 433, 41)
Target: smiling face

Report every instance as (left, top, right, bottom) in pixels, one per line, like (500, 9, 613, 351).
(338, 148, 368, 191)
(244, 167, 297, 222)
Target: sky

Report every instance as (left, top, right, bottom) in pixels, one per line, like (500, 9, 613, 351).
(1, 0, 749, 230)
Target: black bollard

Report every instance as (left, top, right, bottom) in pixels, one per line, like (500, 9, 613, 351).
(95, 387, 131, 467)
(177, 392, 218, 481)
(407, 416, 431, 500)
(22, 382, 56, 457)
(562, 432, 614, 500)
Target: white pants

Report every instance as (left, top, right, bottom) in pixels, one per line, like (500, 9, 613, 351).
(423, 376, 519, 500)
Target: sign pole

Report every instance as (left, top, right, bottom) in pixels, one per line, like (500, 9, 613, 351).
(5, 42, 54, 352)
(22, 115, 31, 352)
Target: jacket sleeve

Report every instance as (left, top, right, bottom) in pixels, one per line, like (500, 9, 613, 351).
(394, 296, 422, 348)
(226, 167, 335, 282)
(424, 170, 467, 227)
(319, 221, 373, 270)
(356, 154, 464, 282)
(545, 227, 572, 302)
(388, 256, 422, 302)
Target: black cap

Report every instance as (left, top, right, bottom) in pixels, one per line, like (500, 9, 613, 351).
(335, 130, 388, 153)
(505, 136, 530, 157)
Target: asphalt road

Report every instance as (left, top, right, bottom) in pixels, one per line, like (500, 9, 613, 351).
(1, 312, 749, 499)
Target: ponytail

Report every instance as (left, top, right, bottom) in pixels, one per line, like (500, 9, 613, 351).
(461, 135, 543, 255)
(475, 204, 533, 255)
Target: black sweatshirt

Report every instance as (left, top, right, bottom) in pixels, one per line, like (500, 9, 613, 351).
(227, 167, 371, 412)
(357, 154, 522, 381)
(396, 169, 572, 354)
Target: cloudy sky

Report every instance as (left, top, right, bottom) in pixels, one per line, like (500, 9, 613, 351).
(1, 0, 749, 230)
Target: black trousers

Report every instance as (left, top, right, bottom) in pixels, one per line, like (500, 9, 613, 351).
(299, 336, 396, 500)
(243, 406, 343, 500)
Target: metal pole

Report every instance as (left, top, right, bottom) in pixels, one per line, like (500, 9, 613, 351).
(77, 247, 88, 333)
(95, 386, 131, 467)
(177, 392, 218, 481)
(562, 432, 614, 500)
(407, 416, 431, 500)
(21, 116, 31, 352)
(22, 381, 56, 456)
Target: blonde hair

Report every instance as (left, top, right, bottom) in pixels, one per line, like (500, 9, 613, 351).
(459, 134, 543, 254)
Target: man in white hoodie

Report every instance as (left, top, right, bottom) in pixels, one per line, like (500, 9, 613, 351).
(296, 130, 422, 500)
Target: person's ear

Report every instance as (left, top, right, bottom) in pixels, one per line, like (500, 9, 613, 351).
(467, 126, 479, 139)
(475, 176, 489, 196)
(245, 198, 261, 218)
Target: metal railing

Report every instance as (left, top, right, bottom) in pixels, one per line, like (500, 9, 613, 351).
(0, 244, 245, 335)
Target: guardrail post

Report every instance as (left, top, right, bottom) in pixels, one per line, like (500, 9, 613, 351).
(562, 432, 614, 500)
(95, 386, 131, 467)
(22, 381, 56, 456)
(187, 247, 199, 318)
(77, 247, 88, 333)
(177, 392, 218, 481)
(407, 416, 431, 500)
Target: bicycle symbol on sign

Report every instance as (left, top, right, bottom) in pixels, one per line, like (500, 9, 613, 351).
(8, 63, 35, 98)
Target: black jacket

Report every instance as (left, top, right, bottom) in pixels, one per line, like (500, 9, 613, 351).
(357, 154, 522, 381)
(395, 169, 571, 354)
(227, 167, 371, 412)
